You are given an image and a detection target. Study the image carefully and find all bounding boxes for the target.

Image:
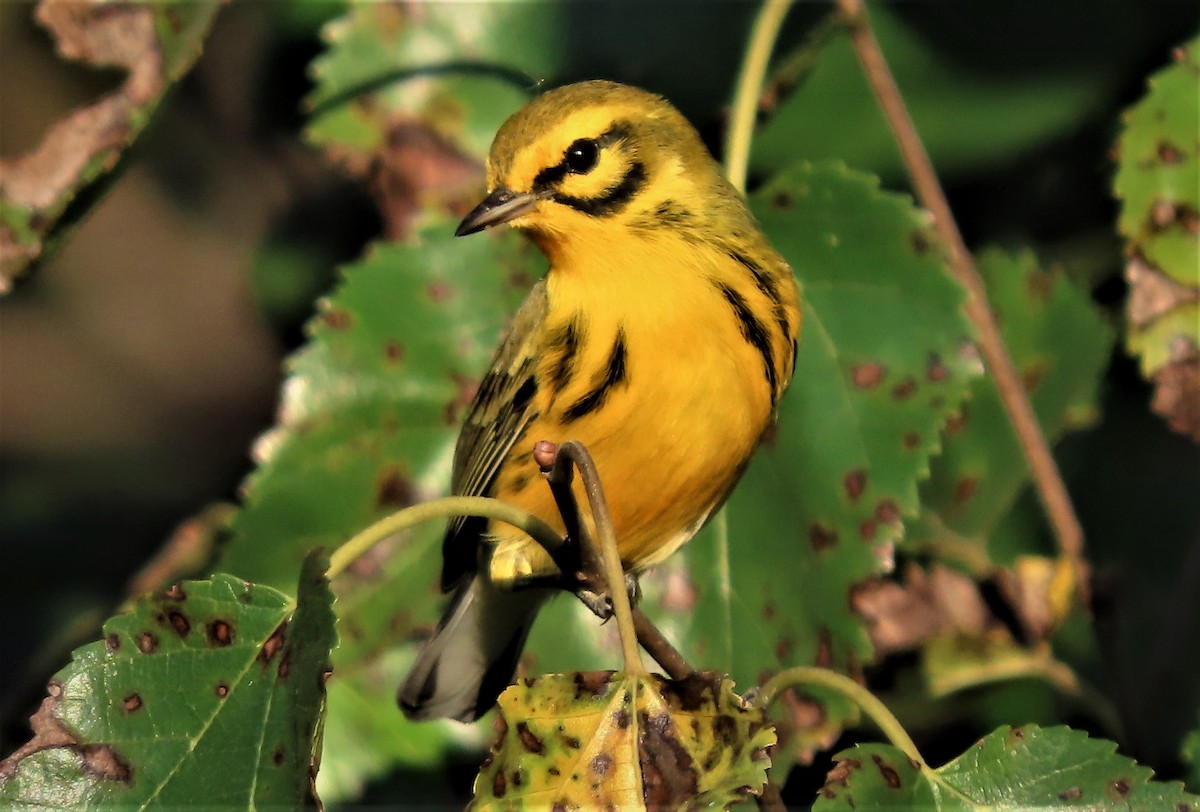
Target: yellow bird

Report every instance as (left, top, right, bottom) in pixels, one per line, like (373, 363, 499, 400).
(400, 80, 801, 721)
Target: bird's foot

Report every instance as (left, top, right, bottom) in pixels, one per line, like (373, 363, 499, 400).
(574, 571, 640, 621)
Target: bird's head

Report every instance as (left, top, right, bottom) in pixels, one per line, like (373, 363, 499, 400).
(456, 81, 733, 252)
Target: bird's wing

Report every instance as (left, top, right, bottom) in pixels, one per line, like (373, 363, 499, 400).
(441, 280, 547, 589)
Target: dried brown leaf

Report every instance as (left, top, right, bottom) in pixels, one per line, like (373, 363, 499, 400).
(0, 0, 222, 290)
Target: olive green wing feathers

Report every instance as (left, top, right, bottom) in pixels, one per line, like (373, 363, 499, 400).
(441, 281, 547, 589)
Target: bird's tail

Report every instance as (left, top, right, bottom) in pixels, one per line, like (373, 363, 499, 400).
(399, 576, 548, 722)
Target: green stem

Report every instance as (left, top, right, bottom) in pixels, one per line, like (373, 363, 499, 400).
(713, 510, 734, 665)
(756, 667, 924, 765)
(326, 496, 564, 581)
(725, 0, 796, 192)
(756, 667, 982, 807)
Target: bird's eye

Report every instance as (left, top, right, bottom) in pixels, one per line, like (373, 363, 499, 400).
(564, 139, 599, 174)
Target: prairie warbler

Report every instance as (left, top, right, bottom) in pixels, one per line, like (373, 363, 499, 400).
(400, 81, 801, 721)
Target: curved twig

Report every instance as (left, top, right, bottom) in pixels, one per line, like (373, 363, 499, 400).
(755, 666, 980, 806)
(833, 0, 1090, 603)
(551, 441, 647, 676)
(756, 666, 923, 764)
(725, 0, 796, 191)
(632, 609, 694, 680)
(326, 496, 564, 581)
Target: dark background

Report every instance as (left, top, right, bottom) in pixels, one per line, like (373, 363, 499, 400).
(2, 0, 1197, 801)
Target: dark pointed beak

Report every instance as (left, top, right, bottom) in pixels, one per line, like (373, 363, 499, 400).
(455, 187, 539, 236)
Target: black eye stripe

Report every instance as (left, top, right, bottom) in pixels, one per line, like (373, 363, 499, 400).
(532, 122, 634, 191)
(533, 162, 569, 189)
(553, 161, 647, 217)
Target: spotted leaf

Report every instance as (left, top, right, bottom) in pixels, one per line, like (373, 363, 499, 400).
(816, 725, 1199, 811)
(1113, 36, 1200, 440)
(0, 552, 336, 810)
(215, 220, 539, 797)
(473, 671, 775, 811)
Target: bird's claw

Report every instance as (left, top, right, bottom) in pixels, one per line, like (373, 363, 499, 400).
(574, 571, 640, 621)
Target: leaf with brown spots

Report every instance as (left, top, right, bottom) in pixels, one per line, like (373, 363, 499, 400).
(816, 726, 1199, 811)
(472, 671, 775, 811)
(0, 553, 336, 810)
(216, 218, 538, 793)
(1114, 36, 1200, 441)
(305, 4, 553, 235)
(814, 744, 931, 809)
(0, 0, 222, 290)
(909, 250, 1111, 616)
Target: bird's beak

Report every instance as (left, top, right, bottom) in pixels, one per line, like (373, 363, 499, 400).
(455, 187, 539, 236)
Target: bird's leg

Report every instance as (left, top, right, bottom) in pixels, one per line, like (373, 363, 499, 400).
(530, 438, 693, 678)
(572, 568, 641, 621)
(533, 439, 639, 621)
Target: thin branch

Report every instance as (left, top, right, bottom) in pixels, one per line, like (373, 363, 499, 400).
(632, 609, 694, 681)
(833, 0, 1090, 603)
(725, 0, 796, 192)
(326, 496, 564, 581)
(756, 666, 923, 765)
(538, 441, 695, 679)
(551, 442, 646, 676)
(541, 442, 603, 591)
(756, 780, 788, 812)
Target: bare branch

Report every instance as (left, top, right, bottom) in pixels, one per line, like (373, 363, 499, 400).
(833, 0, 1090, 604)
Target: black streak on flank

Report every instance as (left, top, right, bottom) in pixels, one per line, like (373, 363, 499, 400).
(554, 162, 647, 217)
(563, 329, 628, 422)
(729, 250, 781, 308)
(729, 249, 793, 364)
(716, 282, 778, 403)
(547, 317, 584, 396)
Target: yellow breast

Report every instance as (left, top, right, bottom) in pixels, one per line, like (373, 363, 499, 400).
(485, 230, 788, 584)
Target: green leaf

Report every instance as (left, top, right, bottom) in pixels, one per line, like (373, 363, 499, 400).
(1113, 35, 1200, 440)
(0, 1, 222, 289)
(1114, 36, 1200, 288)
(306, 3, 562, 158)
(912, 248, 1114, 566)
(0, 553, 336, 810)
(816, 726, 1199, 811)
(215, 222, 539, 795)
(1184, 719, 1200, 793)
(304, 3, 764, 165)
(529, 161, 976, 754)
(813, 743, 934, 810)
(220, 223, 536, 588)
(703, 161, 974, 672)
(753, 5, 1110, 181)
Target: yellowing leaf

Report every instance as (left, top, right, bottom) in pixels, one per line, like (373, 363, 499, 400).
(473, 671, 775, 811)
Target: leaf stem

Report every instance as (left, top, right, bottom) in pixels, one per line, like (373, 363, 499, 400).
(553, 442, 646, 676)
(833, 0, 1090, 604)
(632, 608, 693, 680)
(326, 496, 564, 581)
(756, 667, 984, 805)
(726, 0, 796, 192)
(756, 666, 923, 765)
